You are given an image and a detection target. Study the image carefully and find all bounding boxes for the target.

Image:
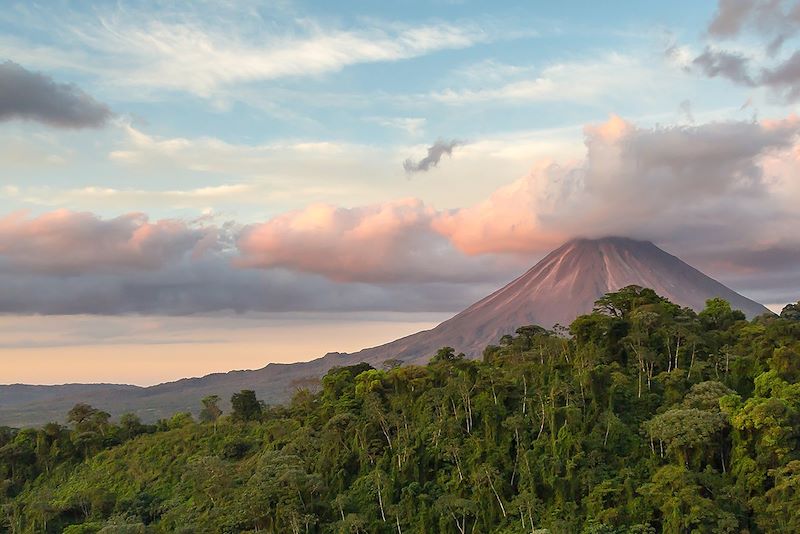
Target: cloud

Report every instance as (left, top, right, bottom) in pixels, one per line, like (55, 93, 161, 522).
(237, 114, 800, 303)
(236, 198, 506, 283)
(427, 54, 653, 106)
(708, 0, 800, 49)
(0, 206, 507, 315)
(4, 122, 583, 228)
(761, 51, 800, 101)
(0, 246, 497, 316)
(4, 9, 489, 98)
(2, 115, 799, 314)
(403, 139, 462, 173)
(692, 48, 755, 86)
(110, 21, 486, 96)
(369, 117, 426, 136)
(0, 210, 212, 274)
(434, 115, 800, 256)
(707, 0, 756, 37)
(0, 61, 111, 128)
(688, 0, 800, 101)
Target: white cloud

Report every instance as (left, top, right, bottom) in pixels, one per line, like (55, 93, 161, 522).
(428, 54, 656, 105)
(368, 116, 427, 136)
(2, 7, 491, 98)
(4, 121, 582, 217)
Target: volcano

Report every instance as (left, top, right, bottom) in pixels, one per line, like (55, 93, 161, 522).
(0, 237, 772, 426)
(340, 236, 770, 365)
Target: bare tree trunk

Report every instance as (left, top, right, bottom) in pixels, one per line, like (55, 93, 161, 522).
(450, 511, 466, 534)
(485, 468, 507, 518)
(377, 477, 386, 522)
(667, 336, 673, 372)
(537, 399, 546, 439)
(522, 375, 528, 415)
(453, 450, 464, 482)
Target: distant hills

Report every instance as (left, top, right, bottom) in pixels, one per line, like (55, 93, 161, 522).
(0, 237, 772, 427)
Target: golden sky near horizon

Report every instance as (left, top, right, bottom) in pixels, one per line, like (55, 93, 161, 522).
(0, 314, 447, 386)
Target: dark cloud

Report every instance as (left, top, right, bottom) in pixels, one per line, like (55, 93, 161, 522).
(403, 139, 461, 173)
(0, 257, 497, 316)
(0, 61, 112, 128)
(708, 0, 755, 37)
(692, 48, 755, 86)
(761, 51, 800, 102)
(703, 245, 800, 273)
(709, 0, 800, 49)
(690, 1, 800, 102)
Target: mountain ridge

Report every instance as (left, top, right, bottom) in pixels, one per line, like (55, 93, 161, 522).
(0, 237, 772, 427)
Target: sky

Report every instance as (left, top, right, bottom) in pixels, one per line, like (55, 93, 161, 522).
(1, 0, 799, 385)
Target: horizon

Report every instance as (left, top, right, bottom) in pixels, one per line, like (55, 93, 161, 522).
(1, 237, 790, 387)
(2, 0, 800, 385)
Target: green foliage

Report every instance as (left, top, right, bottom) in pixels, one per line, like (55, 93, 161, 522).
(2, 288, 799, 533)
(780, 302, 800, 321)
(199, 395, 223, 425)
(230, 390, 263, 422)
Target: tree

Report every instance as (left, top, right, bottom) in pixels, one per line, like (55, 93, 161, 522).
(431, 346, 460, 363)
(645, 408, 727, 468)
(118, 413, 145, 440)
(769, 344, 800, 382)
(181, 455, 233, 509)
(594, 285, 666, 318)
(199, 395, 223, 430)
(67, 404, 110, 434)
(230, 390, 263, 422)
(755, 460, 800, 531)
(780, 302, 800, 321)
(639, 465, 736, 533)
(382, 358, 404, 371)
(699, 298, 745, 330)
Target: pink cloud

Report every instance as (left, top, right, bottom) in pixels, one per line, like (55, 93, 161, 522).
(3, 115, 797, 313)
(435, 114, 800, 255)
(236, 114, 800, 287)
(236, 198, 505, 283)
(0, 210, 209, 274)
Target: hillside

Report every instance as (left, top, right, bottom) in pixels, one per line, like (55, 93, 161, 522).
(1, 290, 799, 533)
